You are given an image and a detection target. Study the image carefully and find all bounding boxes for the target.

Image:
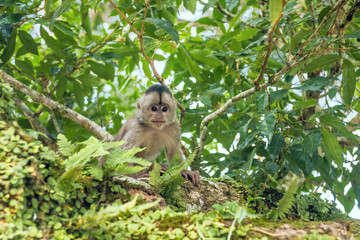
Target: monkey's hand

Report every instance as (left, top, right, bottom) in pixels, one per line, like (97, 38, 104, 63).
(181, 170, 200, 186)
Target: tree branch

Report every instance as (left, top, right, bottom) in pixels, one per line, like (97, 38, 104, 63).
(0, 70, 113, 141)
(253, 16, 281, 89)
(299, 0, 349, 53)
(196, 55, 310, 160)
(14, 98, 58, 150)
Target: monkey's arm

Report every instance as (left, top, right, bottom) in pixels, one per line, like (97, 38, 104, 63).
(165, 146, 200, 186)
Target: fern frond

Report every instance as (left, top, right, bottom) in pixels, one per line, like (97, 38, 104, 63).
(149, 162, 161, 191)
(87, 165, 103, 180)
(160, 153, 195, 185)
(81, 196, 139, 227)
(64, 141, 105, 171)
(113, 164, 146, 175)
(107, 148, 149, 167)
(102, 141, 124, 150)
(269, 178, 299, 220)
(57, 134, 76, 156)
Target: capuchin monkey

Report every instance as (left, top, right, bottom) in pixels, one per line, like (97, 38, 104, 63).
(114, 84, 200, 185)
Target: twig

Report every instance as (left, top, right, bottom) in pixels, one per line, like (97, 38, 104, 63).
(69, 23, 121, 77)
(216, 2, 235, 18)
(0, 70, 113, 141)
(309, 0, 317, 29)
(253, 15, 281, 90)
(299, 0, 348, 52)
(301, 47, 350, 55)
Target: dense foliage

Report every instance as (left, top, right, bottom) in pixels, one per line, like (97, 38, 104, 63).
(0, 0, 360, 227)
(0, 122, 351, 239)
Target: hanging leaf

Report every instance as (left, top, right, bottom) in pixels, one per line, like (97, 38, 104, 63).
(73, 80, 85, 110)
(269, 133, 284, 160)
(145, 18, 179, 43)
(321, 126, 343, 170)
(0, 30, 16, 65)
(320, 113, 358, 144)
(342, 59, 356, 106)
(258, 111, 276, 142)
(303, 55, 341, 73)
(269, 0, 284, 26)
(50, 0, 76, 31)
(18, 30, 38, 55)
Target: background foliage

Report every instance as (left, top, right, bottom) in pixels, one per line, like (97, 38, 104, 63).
(1, 0, 360, 222)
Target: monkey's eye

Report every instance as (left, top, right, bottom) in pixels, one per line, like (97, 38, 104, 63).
(162, 107, 168, 112)
(151, 106, 157, 112)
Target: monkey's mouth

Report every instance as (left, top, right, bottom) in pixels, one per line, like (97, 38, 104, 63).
(152, 121, 165, 127)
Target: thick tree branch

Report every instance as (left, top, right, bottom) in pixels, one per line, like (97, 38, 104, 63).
(0, 70, 113, 141)
(15, 98, 58, 150)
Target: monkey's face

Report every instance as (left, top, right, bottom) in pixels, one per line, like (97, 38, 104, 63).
(147, 103, 170, 129)
(137, 91, 177, 130)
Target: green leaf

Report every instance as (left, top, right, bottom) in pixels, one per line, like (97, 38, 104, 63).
(320, 113, 358, 144)
(226, 0, 238, 12)
(54, 21, 78, 39)
(293, 99, 317, 112)
(88, 61, 114, 80)
(269, 133, 284, 160)
(302, 133, 321, 155)
(236, 28, 258, 41)
(342, 59, 356, 106)
(40, 26, 64, 58)
(74, 80, 85, 110)
(78, 74, 102, 91)
(269, 0, 284, 26)
(290, 144, 314, 176)
(350, 163, 360, 206)
(189, 49, 223, 67)
(116, 46, 139, 56)
(18, 30, 38, 55)
(328, 88, 337, 99)
(255, 92, 268, 111)
(56, 75, 67, 100)
(270, 89, 288, 103)
(0, 30, 16, 65)
(0, 14, 23, 25)
(258, 111, 276, 142)
(145, 18, 179, 42)
(179, 44, 202, 81)
(15, 59, 34, 78)
(321, 126, 343, 170)
(303, 55, 341, 73)
(50, 0, 76, 31)
(294, 77, 335, 91)
(188, 0, 197, 13)
(140, 58, 151, 78)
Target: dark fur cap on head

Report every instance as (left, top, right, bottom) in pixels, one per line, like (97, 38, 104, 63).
(145, 84, 173, 105)
(145, 84, 172, 96)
